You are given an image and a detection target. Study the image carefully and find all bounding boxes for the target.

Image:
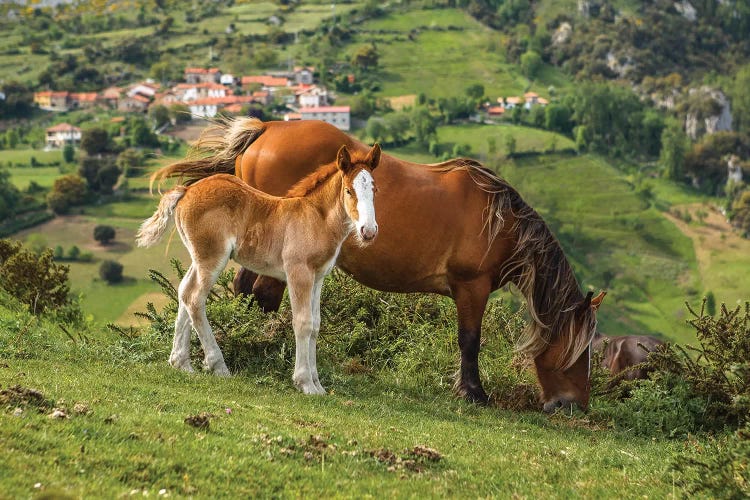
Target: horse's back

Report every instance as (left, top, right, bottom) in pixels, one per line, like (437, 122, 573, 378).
(593, 334, 664, 379)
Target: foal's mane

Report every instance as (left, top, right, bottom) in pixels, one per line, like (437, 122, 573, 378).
(284, 162, 340, 198)
(431, 158, 591, 370)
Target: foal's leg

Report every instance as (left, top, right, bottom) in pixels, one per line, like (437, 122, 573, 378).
(183, 254, 231, 377)
(309, 275, 325, 393)
(233, 268, 286, 312)
(169, 265, 195, 372)
(286, 265, 324, 395)
(452, 279, 492, 405)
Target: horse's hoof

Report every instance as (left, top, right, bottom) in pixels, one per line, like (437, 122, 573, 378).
(213, 366, 231, 377)
(169, 358, 195, 373)
(457, 384, 490, 406)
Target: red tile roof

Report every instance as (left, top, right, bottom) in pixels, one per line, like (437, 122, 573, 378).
(46, 123, 80, 133)
(71, 92, 98, 102)
(241, 75, 289, 87)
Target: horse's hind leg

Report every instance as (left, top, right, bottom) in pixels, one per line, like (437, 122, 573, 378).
(169, 266, 196, 372)
(182, 255, 231, 377)
(233, 269, 286, 312)
(452, 279, 492, 405)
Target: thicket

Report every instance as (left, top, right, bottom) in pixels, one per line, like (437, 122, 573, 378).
(0, 239, 79, 320)
(122, 260, 538, 409)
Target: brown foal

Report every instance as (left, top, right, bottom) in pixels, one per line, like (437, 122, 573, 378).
(137, 144, 382, 394)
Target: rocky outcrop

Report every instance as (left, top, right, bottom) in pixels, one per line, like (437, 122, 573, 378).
(674, 1, 697, 22)
(684, 87, 733, 140)
(552, 22, 573, 46)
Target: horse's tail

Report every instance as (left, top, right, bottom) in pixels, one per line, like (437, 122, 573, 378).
(136, 186, 187, 248)
(149, 117, 266, 191)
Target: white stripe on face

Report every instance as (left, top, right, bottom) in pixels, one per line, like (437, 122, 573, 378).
(352, 169, 377, 241)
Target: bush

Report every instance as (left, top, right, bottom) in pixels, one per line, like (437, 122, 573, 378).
(93, 224, 116, 245)
(132, 261, 536, 407)
(99, 260, 123, 284)
(0, 239, 72, 315)
(46, 174, 87, 214)
(672, 425, 750, 498)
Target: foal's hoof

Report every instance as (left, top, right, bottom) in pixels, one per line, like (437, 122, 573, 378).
(213, 366, 231, 377)
(169, 358, 195, 373)
(296, 381, 326, 395)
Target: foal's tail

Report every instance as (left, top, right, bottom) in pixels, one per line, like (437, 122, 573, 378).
(136, 186, 187, 248)
(149, 117, 266, 192)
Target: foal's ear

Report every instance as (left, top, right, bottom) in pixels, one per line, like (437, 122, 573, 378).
(590, 291, 607, 310)
(337, 145, 352, 173)
(365, 143, 382, 170)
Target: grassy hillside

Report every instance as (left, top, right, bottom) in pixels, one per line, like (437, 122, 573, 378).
(0, 291, 692, 498)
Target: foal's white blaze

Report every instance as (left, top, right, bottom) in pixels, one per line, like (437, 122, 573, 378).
(352, 169, 377, 241)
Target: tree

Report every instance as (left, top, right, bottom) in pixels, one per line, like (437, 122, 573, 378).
(117, 148, 145, 178)
(80, 127, 111, 155)
(93, 225, 116, 245)
(545, 103, 573, 134)
(149, 59, 183, 85)
(365, 117, 388, 144)
(63, 143, 75, 163)
(169, 104, 191, 124)
(505, 134, 517, 157)
(99, 259, 124, 284)
(351, 44, 379, 71)
(130, 118, 160, 148)
(46, 174, 87, 214)
(67, 245, 80, 261)
(705, 291, 716, 316)
(410, 107, 437, 148)
(660, 120, 689, 181)
(148, 104, 171, 129)
(0, 167, 21, 221)
(729, 64, 750, 135)
(520, 50, 542, 79)
(465, 83, 485, 100)
(97, 164, 121, 194)
(0, 81, 33, 119)
(5, 129, 19, 149)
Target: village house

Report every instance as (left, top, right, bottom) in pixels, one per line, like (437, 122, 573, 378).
(502, 96, 522, 109)
(296, 85, 329, 108)
(34, 91, 71, 112)
(294, 66, 315, 85)
(45, 123, 81, 149)
(128, 81, 160, 99)
(184, 67, 222, 84)
(187, 95, 258, 118)
(173, 82, 232, 102)
(70, 92, 98, 109)
(99, 87, 123, 109)
(118, 94, 150, 113)
(300, 106, 350, 131)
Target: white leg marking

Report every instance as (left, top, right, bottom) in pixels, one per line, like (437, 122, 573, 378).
(309, 276, 325, 393)
(288, 267, 325, 395)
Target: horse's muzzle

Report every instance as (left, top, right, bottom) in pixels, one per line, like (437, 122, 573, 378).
(543, 397, 588, 413)
(360, 225, 378, 242)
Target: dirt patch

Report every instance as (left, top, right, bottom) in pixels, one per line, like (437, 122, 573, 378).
(370, 445, 443, 473)
(184, 412, 213, 430)
(0, 385, 53, 412)
(662, 204, 750, 285)
(387, 94, 417, 110)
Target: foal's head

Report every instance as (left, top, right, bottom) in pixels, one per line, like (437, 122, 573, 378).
(534, 291, 606, 413)
(337, 144, 381, 243)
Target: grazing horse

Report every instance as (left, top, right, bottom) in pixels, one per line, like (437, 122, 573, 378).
(137, 144, 382, 394)
(152, 118, 606, 412)
(592, 332, 664, 381)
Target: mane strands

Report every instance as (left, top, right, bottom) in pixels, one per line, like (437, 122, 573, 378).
(284, 162, 339, 198)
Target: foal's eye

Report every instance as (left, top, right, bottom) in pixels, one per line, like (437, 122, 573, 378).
(345, 189, 352, 195)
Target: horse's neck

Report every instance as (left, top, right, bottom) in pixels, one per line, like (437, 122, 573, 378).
(292, 172, 349, 235)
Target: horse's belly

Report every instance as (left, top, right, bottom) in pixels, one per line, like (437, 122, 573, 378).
(337, 238, 451, 294)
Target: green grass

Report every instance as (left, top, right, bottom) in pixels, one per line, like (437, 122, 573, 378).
(0, 308, 690, 498)
(354, 8, 571, 99)
(8, 166, 63, 190)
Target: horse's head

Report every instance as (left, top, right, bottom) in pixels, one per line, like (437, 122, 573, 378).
(534, 291, 606, 413)
(337, 144, 381, 244)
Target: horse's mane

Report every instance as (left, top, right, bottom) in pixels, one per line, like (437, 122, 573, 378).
(284, 162, 340, 198)
(432, 158, 592, 370)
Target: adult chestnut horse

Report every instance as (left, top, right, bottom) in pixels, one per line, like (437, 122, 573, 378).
(152, 118, 606, 412)
(592, 332, 664, 381)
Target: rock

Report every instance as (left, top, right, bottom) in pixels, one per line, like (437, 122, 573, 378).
(674, 1, 697, 21)
(685, 87, 733, 140)
(552, 22, 573, 46)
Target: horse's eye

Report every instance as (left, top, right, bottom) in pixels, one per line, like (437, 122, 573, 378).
(345, 189, 352, 195)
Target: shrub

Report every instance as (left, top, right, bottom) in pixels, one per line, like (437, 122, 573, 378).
(46, 174, 87, 214)
(0, 239, 71, 314)
(132, 261, 536, 407)
(67, 245, 80, 261)
(93, 224, 116, 245)
(672, 425, 750, 498)
(99, 260, 123, 284)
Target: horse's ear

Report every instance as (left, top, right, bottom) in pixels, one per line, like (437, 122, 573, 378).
(590, 291, 607, 311)
(582, 291, 594, 309)
(337, 145, 352, 173)
(366, 143, 381, 170)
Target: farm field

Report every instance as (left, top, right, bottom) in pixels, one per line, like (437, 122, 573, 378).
(0, 309, 688, 498)
(351, 8, 571, 99)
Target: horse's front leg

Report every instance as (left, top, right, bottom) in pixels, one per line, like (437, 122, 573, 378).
(309, 275, 326, 393)
(286, 265, 325, 395)
(233, 268, 286, 312)
(452, 278, 492, 405)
